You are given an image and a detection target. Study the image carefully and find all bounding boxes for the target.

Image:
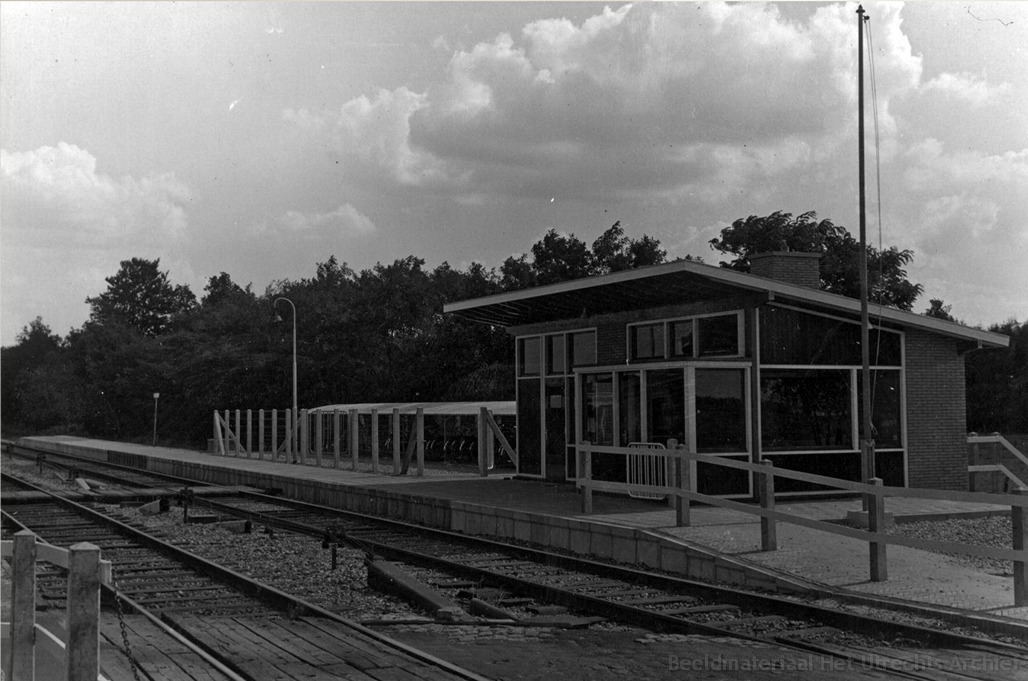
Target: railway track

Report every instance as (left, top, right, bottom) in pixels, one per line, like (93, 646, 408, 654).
(0, 474, 492, 681)
(6, 444, 1028, 680)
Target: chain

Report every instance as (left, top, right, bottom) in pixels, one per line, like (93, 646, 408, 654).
(110, 567, 144, 681)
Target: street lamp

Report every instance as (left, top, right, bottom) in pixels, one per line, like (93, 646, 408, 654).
(152, 392, 160, 446)
(273, 297, 299, 463)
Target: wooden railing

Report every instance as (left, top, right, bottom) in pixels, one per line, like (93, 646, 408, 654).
(577, 440, 1028, 606)
(1, 531, 113, 681)
(969, 432, 1028, 492)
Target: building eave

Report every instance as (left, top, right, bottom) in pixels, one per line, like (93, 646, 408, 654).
(443, 259, 1010, 349)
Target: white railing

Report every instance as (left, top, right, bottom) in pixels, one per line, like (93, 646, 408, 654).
(577, 440, 1028, 606)
(2, 531, 113, 681)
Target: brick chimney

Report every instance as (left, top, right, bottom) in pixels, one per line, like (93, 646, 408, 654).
(748, 251, 822, 289)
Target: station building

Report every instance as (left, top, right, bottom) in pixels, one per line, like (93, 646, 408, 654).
(444, 252, 1009, 498)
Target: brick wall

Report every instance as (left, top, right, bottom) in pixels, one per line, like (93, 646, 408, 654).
(749, 252, 821, 289)
(596, 320, 626, 365)
(905, 329, 967, 490)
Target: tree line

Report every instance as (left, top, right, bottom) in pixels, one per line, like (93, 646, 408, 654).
(2, 214, 1023, 448)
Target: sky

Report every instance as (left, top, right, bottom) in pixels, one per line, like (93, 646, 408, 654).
(2, 1, 1026, 346)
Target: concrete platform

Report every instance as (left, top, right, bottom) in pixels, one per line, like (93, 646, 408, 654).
(11, 435, 1026, 635)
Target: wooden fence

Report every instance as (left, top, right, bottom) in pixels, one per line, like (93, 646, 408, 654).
(577, 440, 1028, 606)
(1, 531, 113, 681)
(213, 406, 515, 477)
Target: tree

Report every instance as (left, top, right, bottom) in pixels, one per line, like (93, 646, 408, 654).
(530, 230, 594, 285)
(591, 221, 667, 274)
(924, 298, 959, 323)
(709, 211, 923, 311)
(86, 258, 197, 336)
(966, 319, 1027, 434)
(0, 317, 65, 434)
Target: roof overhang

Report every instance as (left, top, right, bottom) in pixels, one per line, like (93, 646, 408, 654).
(444, 259, 1009, 349)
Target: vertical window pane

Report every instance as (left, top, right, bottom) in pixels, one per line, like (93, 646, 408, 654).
(760, 369, 852, 451)
(547, 335, 566, 375)
(618, 372, 642, 446)
(698, 314, 740, 357)
(646, 369, 685, 447)
(858, 370, 902, 448)
(696, 369, 747, 453)
(517, 378, 541, 474)
(669, 320, 694, 358)
(545, 378, 567, 478)
(631, 323, 664, 360)
(519, 337, 541, 376)
(570, 331, 597, 367)
(582, 373, 614, 446)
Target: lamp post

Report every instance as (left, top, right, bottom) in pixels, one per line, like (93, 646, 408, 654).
(274, 297, 298, 463)
(152, 392, 160, 446)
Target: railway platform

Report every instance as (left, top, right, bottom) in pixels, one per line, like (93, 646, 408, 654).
(13, 435, 1027, 636)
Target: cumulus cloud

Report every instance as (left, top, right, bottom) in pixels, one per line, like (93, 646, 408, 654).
(1, 142, 190, 248)
(278, 203, 377, 236)
(924, 72, 1011, 106)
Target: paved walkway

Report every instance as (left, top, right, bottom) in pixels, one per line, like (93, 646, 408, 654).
(15, 436, 1028, 625)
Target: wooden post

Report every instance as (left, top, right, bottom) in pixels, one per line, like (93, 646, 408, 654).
(349, 409, 359, 471)
(416, 407, 425, 476)
(246, 409, 253, 458)
(300, 408, 309, 463)
(1014, 487, 1028, 606)
(66, 542, 101, 681)
(258, 409, 266, 459)
(271, 409, 279, 460)
(234, 409, 241, 455)
(315, 411, 323, 467)
(759, 459, 777, 552)
(869, 477, 888, 582)
(371, 409, 380, 473)
(8, 530, 36, 681)
(333, 410, 341, 469)
(284, 408, 292, 461)
(392, 408, 401, 473)
(581, 442, 593, 514)
(675, 441, 691, 528)
(478, 407, 488, 477)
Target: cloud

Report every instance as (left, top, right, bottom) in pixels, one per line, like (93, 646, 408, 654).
(278, 203, 377, 236)
(924, 72, 1011, 106)
(1, 142, 191, 249)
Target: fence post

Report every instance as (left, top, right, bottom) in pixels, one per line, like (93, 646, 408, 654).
(271, 409, 279, 460)
(349, 409, 359, 471)
(246, 409, 253, 458)
(301, 409, 310, 463)
(392, 408, 401, 473)
(869, 477, 888, 582)
(234, 409, 241, 455)
(416, 407, 425, 477)
(675, 441, 691, 527)
(581, 442, 593, 514)
(371, 409, 380, 473)
(259, 409, 266, 459)
(478, 407, 488, 477)
(332, 410, 341, 469)
(8, 530, 36, 681)
(1014, 487, 1027, 606)
(315, 411, 324, 467)
(759, 459, 777, 551)
(66, 542, 101, 681)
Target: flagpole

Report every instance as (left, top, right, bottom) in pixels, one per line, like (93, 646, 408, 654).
(857, 6, 875, 504)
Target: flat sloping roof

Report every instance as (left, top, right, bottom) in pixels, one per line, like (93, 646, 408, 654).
(444, 258, 1008, 349)
(310, 401, 516, 416)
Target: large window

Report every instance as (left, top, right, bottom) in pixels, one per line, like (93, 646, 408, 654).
(629, 311, 742, 362)
(858, 370, 902, 449)
(696, 368, 747, 453)
(760, 369, 852, 451)
(760, 305, 901, 366)
(518, 329, 597, 479)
